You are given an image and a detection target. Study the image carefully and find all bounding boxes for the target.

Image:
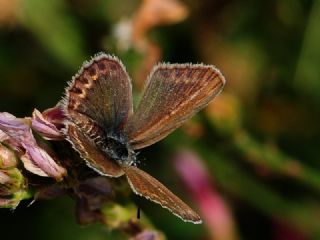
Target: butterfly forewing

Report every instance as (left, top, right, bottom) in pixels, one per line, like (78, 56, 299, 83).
(124, 165, 202, 224)
(65, 53, 133, 133)
(125, 64, 225, 149)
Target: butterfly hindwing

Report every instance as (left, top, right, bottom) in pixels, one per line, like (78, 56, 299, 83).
(67, 123, 124, 177)
(124, 165, 202, 224)
(125, 64, 225, 149)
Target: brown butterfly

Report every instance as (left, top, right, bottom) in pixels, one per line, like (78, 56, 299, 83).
(62, 53, 225, 224)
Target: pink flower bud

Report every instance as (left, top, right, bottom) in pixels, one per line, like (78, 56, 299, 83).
(0, 112, 67, 180)
(31, 108, 64, 140)
(0, 144, 17, 169)
(0, 168, 26, 196)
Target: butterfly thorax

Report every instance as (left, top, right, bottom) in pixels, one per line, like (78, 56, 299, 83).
(96, 132, 135, 166)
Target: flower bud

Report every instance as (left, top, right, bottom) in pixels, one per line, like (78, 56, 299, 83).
(0, 144, 17, 169)
(31, 108, 64, 140)
(0, 190, 31, 209)
(0, 112, 67, 180)
(0, 168, 29, 208)
(0, 168, 25, 195)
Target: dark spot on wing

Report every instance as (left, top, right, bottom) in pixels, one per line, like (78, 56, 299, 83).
(77, 76, 89, 84)
(110, 62, 118, 71)
(88, 67, 96, 76)
(98, 62, 106, 70)
(69, 86, 83, 94)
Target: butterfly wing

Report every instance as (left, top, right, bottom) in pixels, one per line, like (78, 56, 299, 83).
(67, 123, 124, 177)
(124, 165, 201, 224)
(125, 63, 225, 149)
(63, 53, 132, 176)
(65, 53, 133, 132)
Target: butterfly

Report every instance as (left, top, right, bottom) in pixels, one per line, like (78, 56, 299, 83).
(62, 53, 225, 224)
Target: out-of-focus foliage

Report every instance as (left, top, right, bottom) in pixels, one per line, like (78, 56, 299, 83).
(0, 0, 319, 239)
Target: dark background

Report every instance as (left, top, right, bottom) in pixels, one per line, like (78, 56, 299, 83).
(1, 0, 320, 239)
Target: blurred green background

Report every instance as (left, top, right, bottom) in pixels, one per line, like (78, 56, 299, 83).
(1, 0, 320, 239)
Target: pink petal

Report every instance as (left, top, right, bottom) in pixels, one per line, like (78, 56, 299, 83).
(0, 112, 32, 143)
(42, 105, 66, 130)
(31, 109, 63, 140)
(0, 130, 22, 152)
(21, 143, 66, 180)
(0, 112, 66, 180)
(131, 231, 162, 240)
(0, 129, 9, 142)
(20, 153, 49, 177)
(175, 151, 238, 240)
